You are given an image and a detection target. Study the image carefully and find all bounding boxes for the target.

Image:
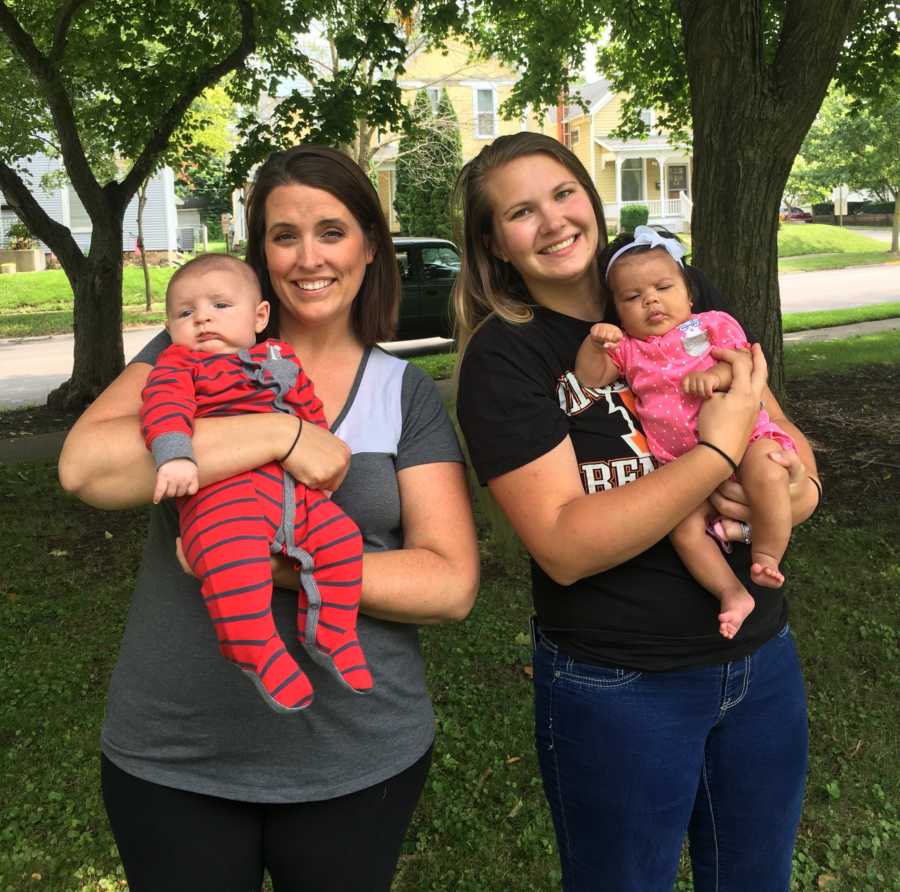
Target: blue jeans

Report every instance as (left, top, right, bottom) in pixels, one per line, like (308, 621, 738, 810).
(532, 622, 808, 891)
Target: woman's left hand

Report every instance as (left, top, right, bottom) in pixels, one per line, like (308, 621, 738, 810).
(709, 449, 809, 526)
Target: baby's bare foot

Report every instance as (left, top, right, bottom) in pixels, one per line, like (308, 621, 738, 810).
(751, 553, 785, 589)
(718, 588, 755, 639)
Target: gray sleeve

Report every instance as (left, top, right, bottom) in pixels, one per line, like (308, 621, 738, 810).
(130, 329, 172, 366)
(151, 432, 195, 468)
(396, 364, 463, 471)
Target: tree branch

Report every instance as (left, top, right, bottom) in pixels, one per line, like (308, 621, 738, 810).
(774, 0, 866, 108)
(0, 0, 104, 217)
(49, 0, 89, 65)
(0, 159, 85, 274)
(117, 0, 256, 201)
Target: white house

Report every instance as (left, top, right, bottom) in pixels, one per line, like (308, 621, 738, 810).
(0, 152, 179, 256)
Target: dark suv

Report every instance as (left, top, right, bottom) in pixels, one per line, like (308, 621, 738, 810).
(393, 237, 459, 340)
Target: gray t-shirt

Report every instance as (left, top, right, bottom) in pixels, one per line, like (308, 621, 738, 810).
(101, 332, 463, 802)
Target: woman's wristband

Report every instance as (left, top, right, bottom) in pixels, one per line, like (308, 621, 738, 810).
(808, 475, 822, 511)
(280, 417, 303, 463)
(697, 440, 738, 476)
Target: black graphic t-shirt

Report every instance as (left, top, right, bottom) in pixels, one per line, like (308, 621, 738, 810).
(457, 270, 786, 672)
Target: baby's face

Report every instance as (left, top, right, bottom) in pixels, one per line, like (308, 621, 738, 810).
(608, 248, 692, 340)
(166, 267, 269, 354)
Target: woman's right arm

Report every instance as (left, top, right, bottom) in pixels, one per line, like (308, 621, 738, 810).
(487, 346, 767, 586)
(59, 363, 350, 510)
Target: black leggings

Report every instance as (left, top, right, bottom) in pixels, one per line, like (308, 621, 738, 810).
(101, 748, 432, 892)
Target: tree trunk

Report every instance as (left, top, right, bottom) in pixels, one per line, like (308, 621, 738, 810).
(137, 181, 152, 311)
(892, 191, 899, 254)
(47, 222, 126, 410)
(678, 0, 866, 397)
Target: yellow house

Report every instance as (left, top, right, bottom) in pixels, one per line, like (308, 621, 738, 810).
(372, 40, 541, 231)
(547, 79, 694, 232)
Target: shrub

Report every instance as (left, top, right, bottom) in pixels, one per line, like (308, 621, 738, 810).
(7, 221, 37, 250)
(619, 204, 649, 233)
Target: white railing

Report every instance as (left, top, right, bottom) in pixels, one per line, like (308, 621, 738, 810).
(617, 198, 683, 217)
(608, 193, 692, 232)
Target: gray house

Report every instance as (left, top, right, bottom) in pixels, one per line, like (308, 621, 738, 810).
(0, 152, 179, 256)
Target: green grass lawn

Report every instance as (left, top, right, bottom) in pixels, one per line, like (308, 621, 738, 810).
(1, 337, 898, 890)
(782, 302, 900, 333)
(779, 252, 898, 273)
(777, 224, 890, 258)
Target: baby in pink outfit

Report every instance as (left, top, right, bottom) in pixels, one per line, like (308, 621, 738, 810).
(575, 227, 795, 639)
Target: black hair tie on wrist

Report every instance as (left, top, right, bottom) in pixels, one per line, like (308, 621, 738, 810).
(280, 417, 303, 463)
(697, 440, 738, 476)
(808, 476, 822, 510)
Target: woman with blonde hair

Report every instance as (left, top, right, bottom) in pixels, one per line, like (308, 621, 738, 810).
(454, 132, 821, 892)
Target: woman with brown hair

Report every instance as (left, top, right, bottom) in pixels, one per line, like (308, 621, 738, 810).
(59, 145, 479, 892)
(454, 132, 821, 891)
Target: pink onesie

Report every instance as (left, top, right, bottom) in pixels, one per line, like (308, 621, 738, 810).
(607, 310, 795, 464)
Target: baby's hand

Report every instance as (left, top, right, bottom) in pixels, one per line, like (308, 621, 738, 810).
(153, 458, 199, 504)
(682, 370, 721, 399)
(590, 323, 624, 350)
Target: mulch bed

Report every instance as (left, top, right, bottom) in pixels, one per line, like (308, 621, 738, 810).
(785, 364, 899, 524)
(2, 364, 897, 525)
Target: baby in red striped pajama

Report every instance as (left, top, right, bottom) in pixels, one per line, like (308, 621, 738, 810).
(140, 253, 371, 712)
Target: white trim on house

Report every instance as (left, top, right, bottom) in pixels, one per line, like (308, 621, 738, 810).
(459, 80, 502, 139)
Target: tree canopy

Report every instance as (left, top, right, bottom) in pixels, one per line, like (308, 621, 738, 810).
(0, 0, 465, 406)
(801, 80, 900, 251)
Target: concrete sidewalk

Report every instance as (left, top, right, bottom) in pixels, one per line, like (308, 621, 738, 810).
(1, 318, 897, 467)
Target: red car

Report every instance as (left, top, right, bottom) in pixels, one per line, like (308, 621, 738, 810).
(780, 206, 812, 223)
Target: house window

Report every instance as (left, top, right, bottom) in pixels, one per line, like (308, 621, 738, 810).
(621, 159, 643, 202)
(639, 108, 654, 128)
(67, 185, 91, 232)
(475, 88, 496, 137)
(426, 87, 441, 113)
(563, 122, 580, 148)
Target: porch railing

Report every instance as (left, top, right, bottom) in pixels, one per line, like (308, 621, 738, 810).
(618, 198, 683, 217)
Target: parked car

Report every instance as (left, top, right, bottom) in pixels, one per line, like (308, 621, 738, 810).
(780, 206, 812, 223)
(392, 237, 459, 339)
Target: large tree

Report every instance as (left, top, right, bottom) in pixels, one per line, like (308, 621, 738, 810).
(469, 0, 899, 391)
(801, 81, 900, 252)
(0, 0, 463, 408)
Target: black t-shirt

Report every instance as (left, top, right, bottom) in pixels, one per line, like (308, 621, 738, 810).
(456, 267, 786, 672)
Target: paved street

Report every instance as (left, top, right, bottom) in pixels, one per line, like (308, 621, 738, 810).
(0, 262, 897, 409)
(0, 328, 454, 409)
(778, 262, 899, 312)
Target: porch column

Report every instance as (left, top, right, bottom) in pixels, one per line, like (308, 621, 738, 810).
(614, 156, 623, 209)
(656, 156, 667, 196)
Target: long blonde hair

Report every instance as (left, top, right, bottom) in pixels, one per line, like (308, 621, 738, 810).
(451, 132, 608, 352)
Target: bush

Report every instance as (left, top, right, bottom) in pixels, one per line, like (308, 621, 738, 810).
(6, 221, 37, 250)
(854, 201, 895, 215)
(813, 202, 834, 215)
(619, 204, 649, 233)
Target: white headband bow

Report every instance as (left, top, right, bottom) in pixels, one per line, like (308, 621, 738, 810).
(605, 225, 687, 280)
